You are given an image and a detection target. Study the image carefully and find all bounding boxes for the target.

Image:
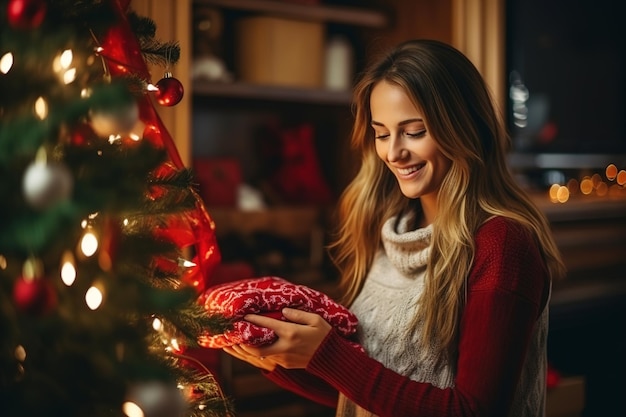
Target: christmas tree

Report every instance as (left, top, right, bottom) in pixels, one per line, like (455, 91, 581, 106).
(0, 0, 232, 416)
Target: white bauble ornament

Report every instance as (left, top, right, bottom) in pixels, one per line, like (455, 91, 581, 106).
(124, 381, 187, 417)
(23, 161, 73, 210)
(90, 100, 139, 137)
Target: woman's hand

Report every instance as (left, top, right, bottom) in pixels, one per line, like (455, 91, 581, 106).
(223, 344, 277, 372)
(222, 308, 332, 370)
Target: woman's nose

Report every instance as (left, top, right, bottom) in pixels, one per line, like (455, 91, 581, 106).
(387, 137, 408, 162)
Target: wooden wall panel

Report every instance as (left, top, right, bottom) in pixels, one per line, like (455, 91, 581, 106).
(452, 0, 505, 111)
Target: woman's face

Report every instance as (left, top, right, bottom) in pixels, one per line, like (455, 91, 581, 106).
(370, 81, 452, 201)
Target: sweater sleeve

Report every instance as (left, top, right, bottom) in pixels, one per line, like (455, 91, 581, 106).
(304, 217, 550, 417)
(264, 366, 339, 408)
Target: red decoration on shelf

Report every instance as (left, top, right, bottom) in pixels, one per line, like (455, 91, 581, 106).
(155, 72, 184, 107)
(7, 0, 47, 30)
(546, 362, 562, 389)
(13, 275, 56, 315)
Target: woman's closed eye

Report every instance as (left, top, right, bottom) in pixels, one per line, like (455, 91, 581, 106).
(374, 130, 427, 140)
(406, 129, 427, 138)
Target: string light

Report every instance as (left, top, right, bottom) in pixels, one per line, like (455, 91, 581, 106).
(85, 285, 103, 310)
(0, 52, 13, 74)
(122, 401, 144, 417)
(177, 258, 196, 268)
(152, 317, 164, 331)
(34, 96, 48, 119)
(60, 250, 77, 286)
(549, 162, 626, 203)
(80, 229, 99, 257)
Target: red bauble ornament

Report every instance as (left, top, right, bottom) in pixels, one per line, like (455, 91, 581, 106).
(13, 275, 56, 315)
(155, 72, 184, 107)
(7, 0, 47, 30)
(70, 123, 96, 146)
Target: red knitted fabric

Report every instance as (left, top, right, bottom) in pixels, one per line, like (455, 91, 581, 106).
(198, 276, 359, 348)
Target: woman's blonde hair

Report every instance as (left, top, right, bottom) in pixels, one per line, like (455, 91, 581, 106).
(329, 39, 566, 362)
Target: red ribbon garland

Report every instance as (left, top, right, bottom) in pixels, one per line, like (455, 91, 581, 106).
(99, 0, 221, 292)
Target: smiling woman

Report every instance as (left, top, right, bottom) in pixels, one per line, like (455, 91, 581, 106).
(221, 39, 566, 417)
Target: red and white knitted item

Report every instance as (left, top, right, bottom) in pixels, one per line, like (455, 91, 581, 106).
(197, 276, 359, 348)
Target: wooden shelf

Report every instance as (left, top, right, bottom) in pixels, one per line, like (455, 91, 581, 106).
(193, 0, 389, 28)
(207, 207, 323, 237)
(193, 79, 352, 104)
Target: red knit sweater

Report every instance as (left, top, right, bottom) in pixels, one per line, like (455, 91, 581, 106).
(265, 217, 551, 416)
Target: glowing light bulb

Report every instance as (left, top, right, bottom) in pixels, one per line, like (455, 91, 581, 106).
(63, 68, 77, 84)
(178, 258, 196, 268)
(167, 338, 181, 353)
(122, 401, 144, 417)
(60, 49, 73, 69)
(34, 97, 48, 120)
(85, 286, 103, 310)
(152, 317, 163, 331)
(80, 230, 98, 257)
(0, 52, 13, 74)
(60, 251, 76, 286)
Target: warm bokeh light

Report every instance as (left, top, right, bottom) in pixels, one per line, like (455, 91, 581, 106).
(0, 254, 6, 270)
(152, 317, 163, 331)
(596, 181, 608, 197)
(0, 52, 13, 74)
(166, 338, 182, 353)
(60, 251, 77, 286)
(556, 185, 569, 203)
(617, 170, 626, 186)
(580, 177, 594, 195)
(34, 97, 48, 120)
(606, 164, 618, 181)
(60, 49, 73, 69)
(63, 68, 77, 84)
(85, 286, 103, 310)
(122, 401, 144, 417)
(80, 231, 99, 257)
(549, 184, 570, 203)
(14, 345, 26, 362)
(549, 184, 560, 202)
